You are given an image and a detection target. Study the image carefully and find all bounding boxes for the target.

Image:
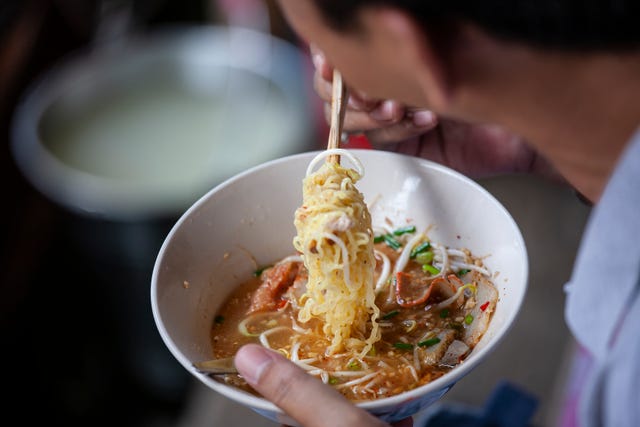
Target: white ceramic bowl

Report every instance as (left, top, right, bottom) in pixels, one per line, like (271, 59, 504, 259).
(151, 149, 528, 425)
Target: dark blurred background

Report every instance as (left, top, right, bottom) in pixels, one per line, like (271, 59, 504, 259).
(0, 1, 323, 425)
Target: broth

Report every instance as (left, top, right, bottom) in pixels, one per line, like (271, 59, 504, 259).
(209, 234, 498, 402)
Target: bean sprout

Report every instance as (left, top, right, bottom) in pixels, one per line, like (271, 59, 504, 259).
(336, 372, 380, 389)
(374, 250, 391, 292)
(394, 233, 426, 273)
(258, 326, 292, 349)
(433, 283, 477, 310)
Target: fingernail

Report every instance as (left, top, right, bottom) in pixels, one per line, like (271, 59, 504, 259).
(370, 100, 399, 122)
(412, 110, 437, 127)
(235, 345, 276, 386)
(311, 50, 324, 70)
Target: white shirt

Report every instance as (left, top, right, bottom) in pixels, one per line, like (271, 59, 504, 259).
(564, 128, 640, 426)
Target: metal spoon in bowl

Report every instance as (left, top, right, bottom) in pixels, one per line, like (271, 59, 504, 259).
(193, 357, 238, 375)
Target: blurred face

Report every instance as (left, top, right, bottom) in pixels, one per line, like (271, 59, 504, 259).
(276, 0, 429, 106)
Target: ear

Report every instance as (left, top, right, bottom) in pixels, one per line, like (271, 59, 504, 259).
(362, 8, 452, 110)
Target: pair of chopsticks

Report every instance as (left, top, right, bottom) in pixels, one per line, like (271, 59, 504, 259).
(326, 70, 347, 165)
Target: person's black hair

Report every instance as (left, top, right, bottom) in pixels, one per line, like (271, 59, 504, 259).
(312, 0, 640, 51)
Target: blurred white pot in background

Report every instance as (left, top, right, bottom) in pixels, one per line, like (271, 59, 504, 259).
(11, 25, 314, 220)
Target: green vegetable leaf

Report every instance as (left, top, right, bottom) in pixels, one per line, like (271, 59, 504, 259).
(393, 226, 416, 236)
(347, 361, 361, 370)
(448, 322, 463, 331)
(254, 266, 272, 277)
(456, 269, 471, 277)
(422, 264, 440, 275)
(410, 242, 431, 258)
(383, 234, 402, 250)
(415, 250, 434, 265)
(418, 337, 441, 347)
(393, 342, 414, 350)
(381, 310, 400, 320)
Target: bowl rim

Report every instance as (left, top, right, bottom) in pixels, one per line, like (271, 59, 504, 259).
(151, 148, 529, 414)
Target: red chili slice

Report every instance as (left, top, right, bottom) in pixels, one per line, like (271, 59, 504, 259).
(480, 301, 490, 312)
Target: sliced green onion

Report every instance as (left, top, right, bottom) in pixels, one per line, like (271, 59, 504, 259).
(381, 310, 400, 320)
(464, 314, 474, 325)
(373, 235, 385, 244)
(393, 226, 416, 236)
(347, 361, 361, 370)
(410, 242, 431, 258)
(448, 322, 463, 331)
(383, 234, 402, 250)
(393, 342, 414, 350)
(214, 315, 225, 325)
(415, 250, 434, 265)
(422, 264, 440, 275)
(254, 265, 271, 277)
(329, 377, 339, 385)
(439, 308, 450, 318)
(418, 337, 441, 348)
(456, 269, 471, 277)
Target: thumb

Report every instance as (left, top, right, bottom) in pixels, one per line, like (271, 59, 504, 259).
(234, 344, 389, 427)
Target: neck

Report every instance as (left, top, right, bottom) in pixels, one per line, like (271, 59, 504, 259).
(450, 33, 640, 202)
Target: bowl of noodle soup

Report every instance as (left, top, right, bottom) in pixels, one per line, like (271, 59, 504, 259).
(151, 149, 528, 425)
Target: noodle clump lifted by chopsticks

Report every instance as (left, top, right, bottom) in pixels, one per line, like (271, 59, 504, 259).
(293, 149, 380, 355)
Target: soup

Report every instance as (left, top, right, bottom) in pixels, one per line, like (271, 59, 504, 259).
(209, 226, 497, 401)
(201, 149, 498, 401)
